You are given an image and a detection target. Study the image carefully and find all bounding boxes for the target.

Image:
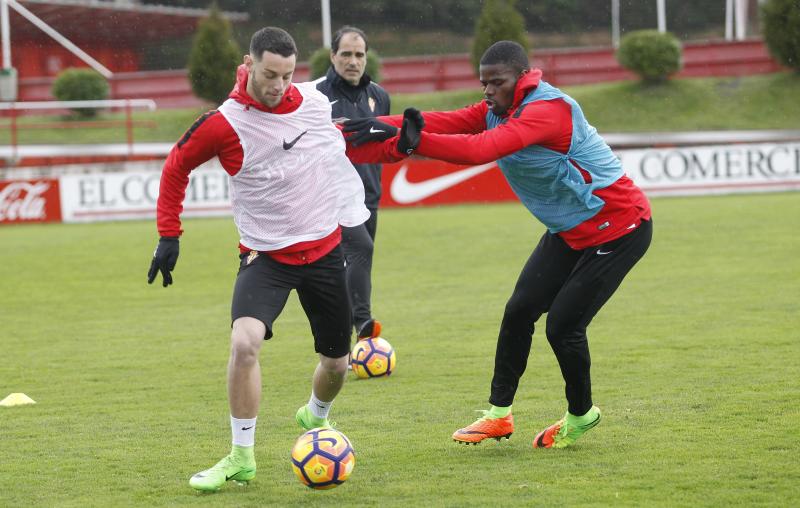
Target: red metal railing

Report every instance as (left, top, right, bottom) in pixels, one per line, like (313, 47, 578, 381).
(14, 39, 784, 107)
(0, 99, 157, 161)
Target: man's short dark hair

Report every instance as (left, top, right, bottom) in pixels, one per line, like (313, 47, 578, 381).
(479, 41, 530, 74)
(250, 27, 298, 59)
(331, 26, 369, 53)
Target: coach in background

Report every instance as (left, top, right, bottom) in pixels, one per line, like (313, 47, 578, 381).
(315, 26, 390, 341)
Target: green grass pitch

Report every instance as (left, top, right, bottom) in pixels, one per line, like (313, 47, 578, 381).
(1, 193, 798, 507)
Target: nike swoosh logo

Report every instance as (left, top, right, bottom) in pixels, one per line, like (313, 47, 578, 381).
(390, 162, 496, 204)
(283, 130, 308, 150)
(626, 223, 637, 230)
(583, 413, 601, 428)
(241, 425, 254, 430)
(369, 127, 385, 134)
(329, 100, 338, 106)
(596, 250, 612, 255)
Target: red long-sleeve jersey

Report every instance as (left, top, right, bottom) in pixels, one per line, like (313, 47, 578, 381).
(380, 70, 651, 249)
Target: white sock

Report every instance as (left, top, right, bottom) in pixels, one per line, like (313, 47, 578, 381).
(231, 415, 257, 447)
(308, 393, 332, 420)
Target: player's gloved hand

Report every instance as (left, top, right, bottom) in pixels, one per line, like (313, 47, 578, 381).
(147, 236, 179, 287)
(397, 107, 425, 155)
(342, 117, 398, 146)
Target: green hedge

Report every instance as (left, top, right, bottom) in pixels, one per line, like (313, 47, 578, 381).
(762, 0, 800, 71)
(51, 68, 109, 118)
(617, 30, 682, 84)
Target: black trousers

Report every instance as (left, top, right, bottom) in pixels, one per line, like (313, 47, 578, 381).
(341, 210, 378, 331)
(489, 219, 653, 415)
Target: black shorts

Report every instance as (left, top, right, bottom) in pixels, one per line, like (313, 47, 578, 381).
(231, 245, 352, 358)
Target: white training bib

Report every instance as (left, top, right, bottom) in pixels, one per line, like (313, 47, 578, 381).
(219, 81, 369, 251)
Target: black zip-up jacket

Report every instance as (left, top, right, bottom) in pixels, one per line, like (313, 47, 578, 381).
(316, 66, 391, 210)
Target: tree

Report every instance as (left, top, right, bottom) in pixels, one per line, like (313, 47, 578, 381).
(762, 0, 800, 72)
(187, 3, 241, 105)
(471, 0, 529, 75)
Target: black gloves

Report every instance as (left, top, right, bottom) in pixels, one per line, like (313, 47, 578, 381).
(342, 108, 424, 155)
(397, 107, 425, 155)
(342, 117, 398, 146)
(147, 236, 179, 287)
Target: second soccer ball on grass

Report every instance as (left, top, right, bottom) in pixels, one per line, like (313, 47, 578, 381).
(350, 337, 396, 378)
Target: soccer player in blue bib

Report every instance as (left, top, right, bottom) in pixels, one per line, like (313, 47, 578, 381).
(346, 40, 652, 449)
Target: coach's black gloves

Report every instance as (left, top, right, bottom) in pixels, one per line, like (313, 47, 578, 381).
(147, 236, 179, 287)
(342, 117, 398, 146)
(397, 107, 425, 155)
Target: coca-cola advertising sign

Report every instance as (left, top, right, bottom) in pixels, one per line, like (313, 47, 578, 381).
(0, 179, 62, 224)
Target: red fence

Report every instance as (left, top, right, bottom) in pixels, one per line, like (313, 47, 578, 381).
(16, 39, 783, 107)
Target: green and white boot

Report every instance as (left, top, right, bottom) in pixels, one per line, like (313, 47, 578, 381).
(189, 445, 256, 491)
(295, 405, 333, 431)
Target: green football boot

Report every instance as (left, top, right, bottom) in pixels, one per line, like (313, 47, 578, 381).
(533, 406, 602, 449)
(295, 405, 333, 431)
(189, 446, 256, 492)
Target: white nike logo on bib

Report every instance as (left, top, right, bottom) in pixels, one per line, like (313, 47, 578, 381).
(369, 127, 385, 134)
(389, 162, 496, 204)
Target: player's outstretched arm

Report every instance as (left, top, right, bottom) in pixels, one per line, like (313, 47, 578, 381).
(415, 100, 568, 164)
(376, 102, 488, 135)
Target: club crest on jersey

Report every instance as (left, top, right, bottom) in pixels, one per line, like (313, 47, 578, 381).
(368, 97, 376, 112)
(246, 250, 259, 265)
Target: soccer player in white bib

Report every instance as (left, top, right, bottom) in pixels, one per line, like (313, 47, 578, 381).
(146, 27, 417, 492)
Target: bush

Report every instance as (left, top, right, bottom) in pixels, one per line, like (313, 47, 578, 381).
(51, 68, 109, 118)
(762, 0, 800, 71)
(309, 47, 382, 83)
(187, 4, 240, 105)
(471, 0, 529, 76)
(617, 30, 683, 83)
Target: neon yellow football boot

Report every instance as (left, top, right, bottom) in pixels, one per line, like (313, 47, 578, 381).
(295, 405, 333, 431)
(189, 446, 256, 492)
(532, 406, 601, 449)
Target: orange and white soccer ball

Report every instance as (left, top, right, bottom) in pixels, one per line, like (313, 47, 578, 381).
(351, 337, 396, 379)
(290, 428, 355, 489)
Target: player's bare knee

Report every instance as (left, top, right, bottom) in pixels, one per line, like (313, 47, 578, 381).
(319, 354, 349, 376)
(230, 317, 265, 362)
